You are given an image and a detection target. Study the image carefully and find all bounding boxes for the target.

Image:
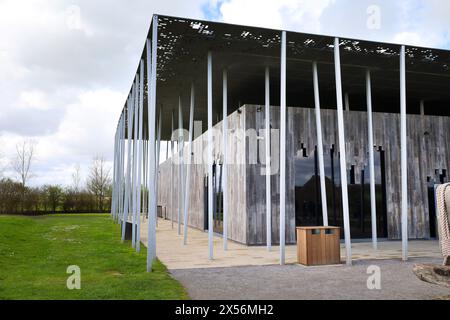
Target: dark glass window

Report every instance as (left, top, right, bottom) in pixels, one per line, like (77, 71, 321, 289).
(295, 145, 388, 239)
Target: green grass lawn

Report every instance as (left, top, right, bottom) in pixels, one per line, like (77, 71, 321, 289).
(0, 214, 189, 300)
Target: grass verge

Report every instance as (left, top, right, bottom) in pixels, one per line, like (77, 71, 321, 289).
(0, 214, 189, 300)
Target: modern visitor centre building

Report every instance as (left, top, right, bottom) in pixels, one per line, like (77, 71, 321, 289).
(110, 14, 450, 271)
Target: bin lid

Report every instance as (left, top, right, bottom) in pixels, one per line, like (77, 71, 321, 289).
(296, 226, 340, 230)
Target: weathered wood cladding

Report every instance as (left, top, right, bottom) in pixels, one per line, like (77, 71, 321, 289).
(245, 104, 450, 244)
(157, 109, 247, 244)
(157, 104, 450, 245)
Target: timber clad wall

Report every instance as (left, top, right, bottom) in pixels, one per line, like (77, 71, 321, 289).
(158, 104, 450, 245)
(158, 109, 247, 244)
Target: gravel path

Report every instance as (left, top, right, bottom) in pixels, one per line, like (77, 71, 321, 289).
(170, 258, 450, 300)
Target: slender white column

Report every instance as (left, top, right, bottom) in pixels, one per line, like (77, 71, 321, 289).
(166, 139, 169, 160)
(122, 84, 136, 242)
(116, 130, 121, 219)
(222, 70, 229, 251)
(118, 114, 125, 223)
(366, 70, 378, 250)
(113, 118, 119, 221)
(131, 72, 140, 248)
(207, 51, 214, 260)
(280, 31, 287, 265)
(141, 137, 146, 223)
(136, 60, 144, 252)
(120, 114, 126, 223)
(111, 128, 118, 219)
(170, 110, 175, 229)
(147, 15, 158, 272)
(334, 37, 352, 266)
(183, 83, 195, 245)
(155, 110, 162, 228)
(178, 97, 184, 235)
(265, 67, 272, 251)
(111, 128, 119, 219)
(400, 45, 408, 261)
(420, 100, 425, 116)
(312, 62, 329, 227)
(345, 93, 350, 111)
(114, 115, 122, 221)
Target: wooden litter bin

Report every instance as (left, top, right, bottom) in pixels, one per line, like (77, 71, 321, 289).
(297, 227, 341, 266)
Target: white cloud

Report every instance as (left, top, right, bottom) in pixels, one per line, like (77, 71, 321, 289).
(19, 90, 51, 111)
(216, 0, 450, 48)
(1, 0, 450, 187)
(219, 0, 334, 32)
(0, 0, 207, 186)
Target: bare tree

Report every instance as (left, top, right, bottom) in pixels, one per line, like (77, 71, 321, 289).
(12, 140, 36, 188)
(0, 136, 4, 178)
(72, 163, 81, 192)
(0, 150, 4, 178)
(86, 156, 111, 212)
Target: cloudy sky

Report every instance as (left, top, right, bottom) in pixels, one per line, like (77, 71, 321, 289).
(1, 0, 450, 187)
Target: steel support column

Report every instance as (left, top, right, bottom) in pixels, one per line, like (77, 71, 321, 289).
(136, 60, 144, 252)
(222, 70, 229, 251)
(400, 45, 408, 261)
(265, 67, 272, 251)
(334, 37, 352, 266)
(312, 62, 329, 227)
(207, 51, 214, 260)
(111, 128, 118, 219)
(131, 72, 140, 249)
(118, 114, 125, 223)
(183, 83, 195, 245)
(178, 97, 184, 235)
(122, 83, 136, 242)
(146, 15, 158, 272)
(280, 31, 287, 265)
(366, 70, 378, 250)
(155, 110, 162, 228)
(345, 92, 350, 111)
(171, 110, 175, 229)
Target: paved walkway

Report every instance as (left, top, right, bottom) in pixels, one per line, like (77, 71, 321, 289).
(171, 258, 450, 300)
(140, 218, 442, 270)
(139, 219, 449, 300)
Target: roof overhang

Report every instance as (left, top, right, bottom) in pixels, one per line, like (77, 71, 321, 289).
(121, 14, 450, 140)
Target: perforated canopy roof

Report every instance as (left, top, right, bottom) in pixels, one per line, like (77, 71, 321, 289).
(121, 14, 450, 140)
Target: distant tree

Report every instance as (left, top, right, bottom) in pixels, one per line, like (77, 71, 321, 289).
(0, 142, 4, 178)
(78, 191, 96, 213)
(62, 187, 76, 213)
(12, 140, 36, 188)
(12, 140, 36, 213)
(86, 156, 111, 212)
(44, 185, 63, 213)
(71, 163, 81, 193)
(0, 178, 22, 214)
(23, 187, 41, 214)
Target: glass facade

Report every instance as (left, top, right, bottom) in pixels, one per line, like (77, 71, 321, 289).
(295, 145, 388, 239)
(203, 161, 224, 234)
(427, 169, 448, 238)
